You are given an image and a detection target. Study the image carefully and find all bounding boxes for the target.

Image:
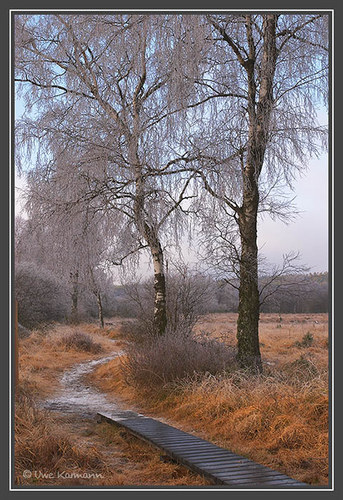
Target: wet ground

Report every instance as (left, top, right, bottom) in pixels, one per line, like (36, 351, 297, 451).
(42, 352, 125, 418)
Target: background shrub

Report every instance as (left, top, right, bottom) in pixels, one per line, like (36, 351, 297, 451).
(15, 262, 70, 329)
(121, 264, 214, 336)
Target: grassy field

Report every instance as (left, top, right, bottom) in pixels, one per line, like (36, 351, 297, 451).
(15, 313, 329, 487)
(89, 313, 329, 486)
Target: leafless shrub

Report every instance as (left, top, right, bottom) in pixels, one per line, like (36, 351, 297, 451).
(15, 262, 69, 329)
(59, 331, 102, 353)
(122, 328, 238, 387)
(166, 263, 214, 331)
(121, 263, 214, 338)
(119, 320, 154, 344)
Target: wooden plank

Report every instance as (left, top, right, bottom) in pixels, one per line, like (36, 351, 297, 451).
(221, 477, 303, 486)
(15, 300, 19, 388)
(194, 461, 258, 471)
(200, 459, 266, 468)
(180, 451, 250, 461)
(176, 449, 237, 459)
(200, 460, 283, 473)
(209, 472, 291, 482)
(189, 457, 247, 467)
(154, 439, 198, 446)
(157, 442, 216, 451)
(216, 472, 301, 484)
(97, 411, 308, 488)
(204, 469, 287, 480)
(190, 453, 249, 463)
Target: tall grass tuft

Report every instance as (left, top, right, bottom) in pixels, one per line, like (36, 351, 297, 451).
(122, 327, 238, 387)
(14, 388, 104, 484)
(58, 331, 102, 353)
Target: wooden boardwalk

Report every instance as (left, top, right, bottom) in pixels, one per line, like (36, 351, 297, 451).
(97, 410, 308, 488)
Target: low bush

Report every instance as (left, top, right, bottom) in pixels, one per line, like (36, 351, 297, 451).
(122, 327, 238, 387)
(59, 331, 102, 353)
(166, 264, 214, 331)
(119, 319, 155, 344)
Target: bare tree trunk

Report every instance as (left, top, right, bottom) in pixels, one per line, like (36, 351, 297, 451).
(134, 217, 168, 336)
(235, 14, 277, 373)
(138, 216, 168, 335)
(96, 290, 104, 329)
(70, 270, 79, 324)
(88, 266, 104, 329)
(132, 137, 167, 335)
(237, 187, 262, 373)
(151, 239, 167, 336)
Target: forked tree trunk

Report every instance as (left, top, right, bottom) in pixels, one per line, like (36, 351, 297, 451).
(134, 203, 168, 335)
(130, 54, 168, 336)
(133, 157, 168, 335)
(134, 208, 168, 335)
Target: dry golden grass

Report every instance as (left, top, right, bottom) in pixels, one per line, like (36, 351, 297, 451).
(92, 423, 209, 486)
(14, 388, 209, 486)
(15, 389, 105, 486)
(18, 322, 124, 398)
(15, 320, 209, 487)
(196, 312, 328, 352)
(15, 391, 209, 486)
(89, 313, 329, 486)
(16, 314, 329, 487)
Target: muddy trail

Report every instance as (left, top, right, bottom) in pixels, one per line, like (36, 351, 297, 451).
(42, 350, 134, 419)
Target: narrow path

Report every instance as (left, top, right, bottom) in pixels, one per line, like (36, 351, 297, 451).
(35, 348, 208, 486)
(41, 348, 306, 488)
(42, 351, 125, 418)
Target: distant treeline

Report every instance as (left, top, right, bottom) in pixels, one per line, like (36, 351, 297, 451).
(259, 272, 329, 314)
(112, 272, 329, 318)
(211, 273, 329, 314)
(15, 261, 328, 329)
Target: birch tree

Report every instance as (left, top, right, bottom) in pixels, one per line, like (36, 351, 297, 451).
(15, 14, 200, 335)
(26, 138, 126, 327)
(187, 13, 328, 371)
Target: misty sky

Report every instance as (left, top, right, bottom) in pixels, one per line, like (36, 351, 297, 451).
(15, 150, 329, 274)
(137, 152, 329, 275)
(15, 92, 329, 275)
(257, 153, 328, 272)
